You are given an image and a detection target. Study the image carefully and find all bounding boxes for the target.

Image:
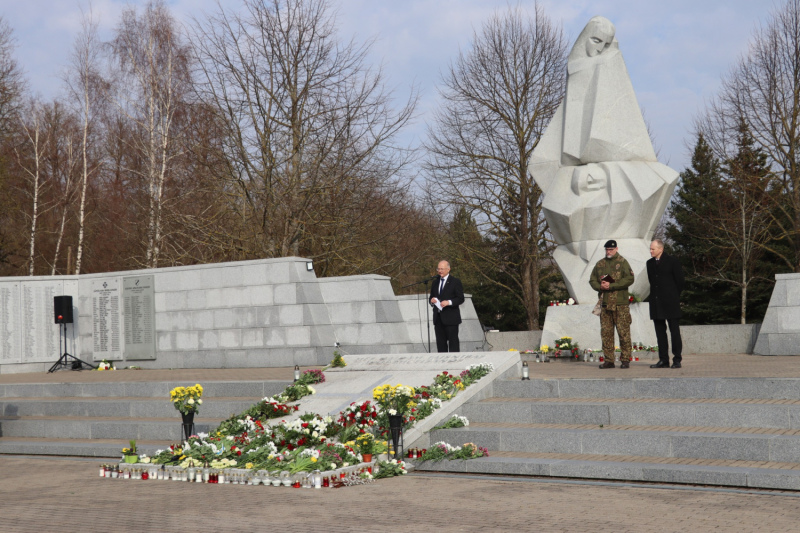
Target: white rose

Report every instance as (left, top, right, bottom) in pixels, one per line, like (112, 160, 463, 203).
(330, 463, 337, 470)
(187, 398, 195, 405)
(197, 399, 203, 405)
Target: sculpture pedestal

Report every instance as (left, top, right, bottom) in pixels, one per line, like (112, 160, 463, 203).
(540, 303, 657, 353)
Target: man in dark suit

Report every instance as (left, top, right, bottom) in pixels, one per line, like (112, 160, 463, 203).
(429, 260, 464, 352)
(647, 239, 685, 369)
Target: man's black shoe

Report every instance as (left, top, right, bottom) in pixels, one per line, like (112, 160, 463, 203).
(650, 361, 668, 368)
(671, 362, 682, 369)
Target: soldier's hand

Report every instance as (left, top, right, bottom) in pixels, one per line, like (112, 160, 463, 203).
(601, 281, 610, 290)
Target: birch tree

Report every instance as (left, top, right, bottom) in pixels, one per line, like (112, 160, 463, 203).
(14, 100, 52, 275)
(64, 10, 103, 275)
(107, 0, 190, 268)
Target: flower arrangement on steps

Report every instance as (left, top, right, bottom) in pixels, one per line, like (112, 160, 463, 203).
(112, 352, 495, 485)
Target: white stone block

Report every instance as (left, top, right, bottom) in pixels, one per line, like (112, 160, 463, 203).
(240, 308, 258, 328)
(164, 292, 187, 312)
(278, 305, 304, 326)
(286, 326, 311, 346)
(777, 307, 800, 333)
(241, 328, 264, 348)
(241, 265, 267, 286)
(176, 270, 203, 291)
(154, 293, 167, 312)
(218, 287, 242, 307)
(219, 330, 241, 349)
(274, 284, 297, 305)
(157, 271, 184, 292)
(785, 280, 800, 307)
(161, 312, 192, 331)
(220, 266, 243, 288)
(355, 302, 377, 323)
(198, 267, 223, 290)
(213, 309, 239, 329)
(198, 330, 219, 350)
(328, 303, 354, 324)
(357, 323, 383, 345)
(256, 307, 280, 326)
(205, 288, 223, 309)
(263, 264, 291, 285)
(264, 328, 286, 347)
(249, 285, 274, 306)
(157, 332, 174, 351)
(186, 290, 206, 310)
(192, 310, 214, 330)
(175, 331, 199, 351)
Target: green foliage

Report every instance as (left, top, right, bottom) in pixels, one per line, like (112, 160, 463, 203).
(667, 132, 777, 324)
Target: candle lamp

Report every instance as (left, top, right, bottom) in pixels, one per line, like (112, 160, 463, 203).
(294, 365, 300, 382)
(522, 361, 530, 380)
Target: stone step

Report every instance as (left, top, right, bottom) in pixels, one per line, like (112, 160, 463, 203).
(428, 425, 800, 463)
(460, 398, 800, 429)
(0, 397, 259, 419)
(495, 377, 800, 400)
(0, 380, 291, 399)
(0, 437, 171, 458)
(0, 415, 223, 441)
(414, 451, 800, 490)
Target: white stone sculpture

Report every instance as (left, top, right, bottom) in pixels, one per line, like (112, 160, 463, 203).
(529, 16, 679, 303)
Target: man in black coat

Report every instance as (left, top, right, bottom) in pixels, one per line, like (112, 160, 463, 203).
(647, 239, 685, 369)
(429, 260, 464, 352)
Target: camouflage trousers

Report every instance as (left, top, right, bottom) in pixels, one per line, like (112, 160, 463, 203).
(600, 305, 632, 363)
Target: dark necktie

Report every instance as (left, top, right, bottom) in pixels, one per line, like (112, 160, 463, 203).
(439, 278, 445, 295)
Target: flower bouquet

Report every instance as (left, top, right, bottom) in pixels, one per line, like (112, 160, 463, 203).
(356, 433, 376, 461)
(170, 384, 203, 415)
(330, 350, 346, 368)
(372, 384, 416, 417)
(554, 337, 580, 359)
(122, 440, 138, 463)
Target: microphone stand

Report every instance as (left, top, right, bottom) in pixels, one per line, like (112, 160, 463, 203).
(402, 277, 437, 353)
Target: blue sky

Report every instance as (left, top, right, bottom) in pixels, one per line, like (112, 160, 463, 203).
(2, 0, 774, 172)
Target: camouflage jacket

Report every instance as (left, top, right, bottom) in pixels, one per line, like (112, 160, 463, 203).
(589, 252, 634, 308)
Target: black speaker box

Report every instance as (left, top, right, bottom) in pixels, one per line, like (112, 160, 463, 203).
(54, 295, 74, 324)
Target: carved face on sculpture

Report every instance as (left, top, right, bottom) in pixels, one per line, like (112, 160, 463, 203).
(569, 16, 616, 63)
(585, 25, 614, 56)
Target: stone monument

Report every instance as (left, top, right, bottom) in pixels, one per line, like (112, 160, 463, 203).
(529, 16, 679, 304)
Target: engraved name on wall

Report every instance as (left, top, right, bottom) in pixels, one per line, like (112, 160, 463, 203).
(123, 275, 155, 360)
(92, 278, 121, 360)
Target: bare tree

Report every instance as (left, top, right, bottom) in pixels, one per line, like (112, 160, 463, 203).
(424, 4, 568, 329)
(14, 99, 52, 275)
(64, 9, 103, 275)
(705, 0, 800, 272)
(0, 16, 24, 137)
(190, 0, 417, 266)
(106, 0, 191, 268)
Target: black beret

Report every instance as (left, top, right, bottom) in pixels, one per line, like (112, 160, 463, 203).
(604, 240, 617, 248)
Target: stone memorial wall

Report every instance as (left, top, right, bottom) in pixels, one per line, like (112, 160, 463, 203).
(0, 257, 484, 373)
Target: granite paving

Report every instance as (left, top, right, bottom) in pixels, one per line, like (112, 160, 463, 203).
(1, 456, 799, 532)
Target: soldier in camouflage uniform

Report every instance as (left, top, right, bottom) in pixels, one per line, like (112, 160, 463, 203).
(589, 240, 634, 369)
